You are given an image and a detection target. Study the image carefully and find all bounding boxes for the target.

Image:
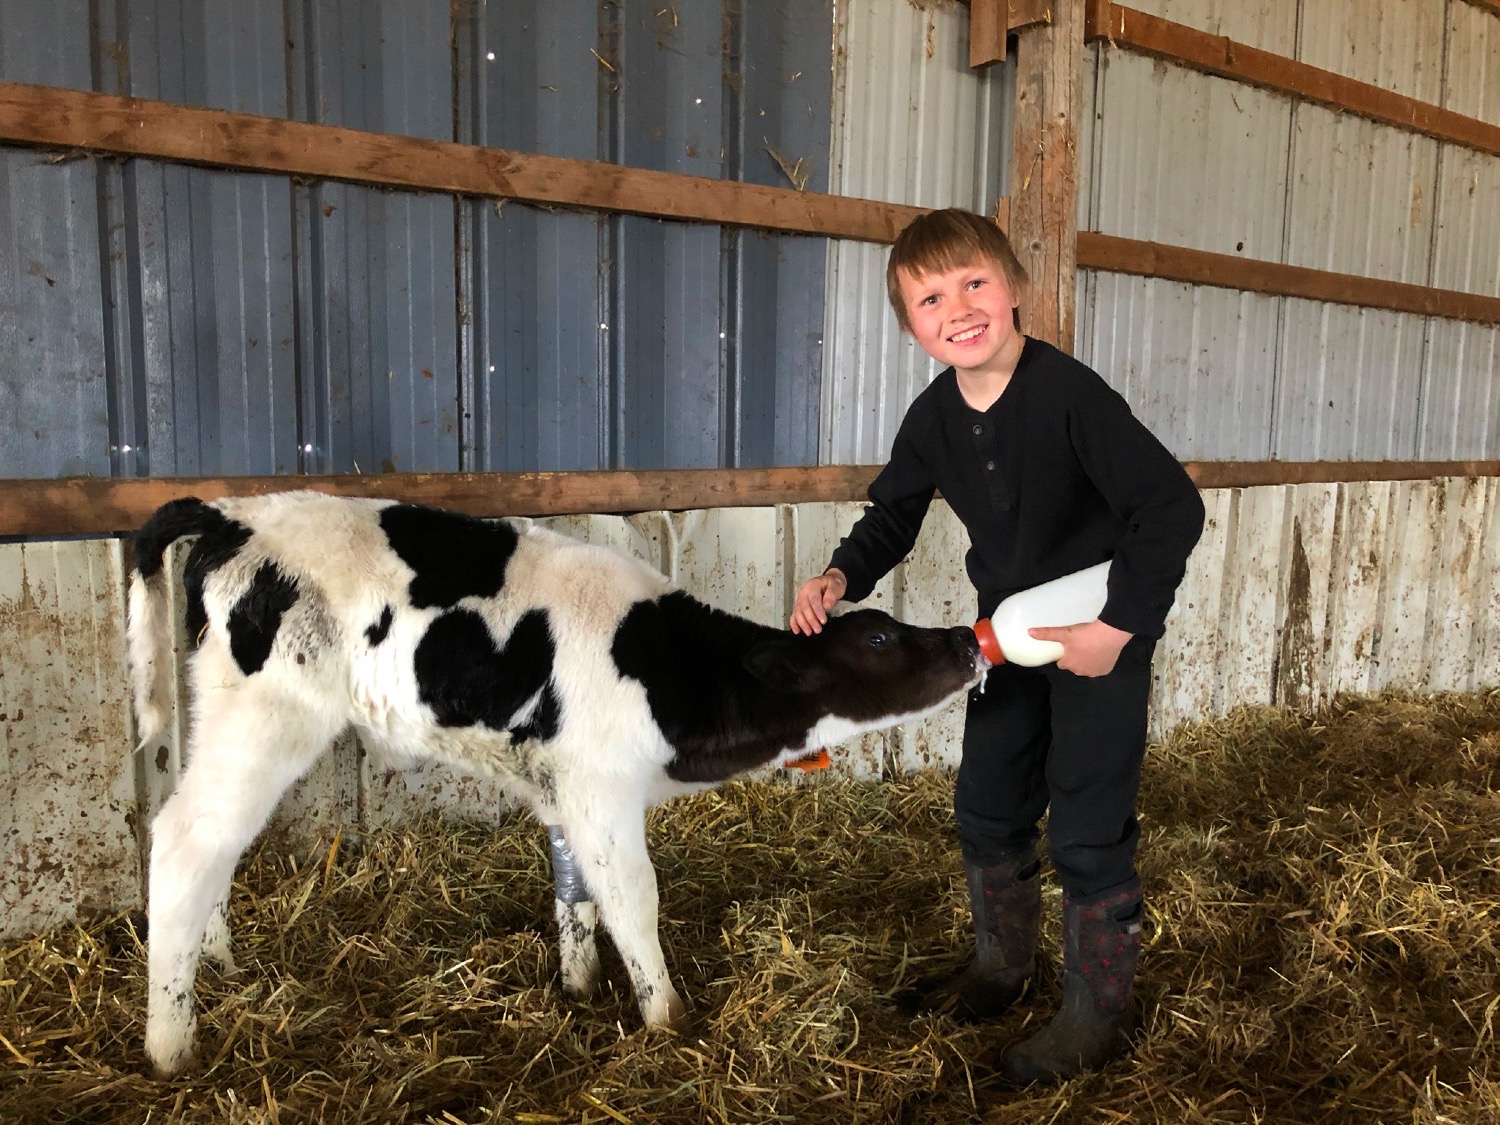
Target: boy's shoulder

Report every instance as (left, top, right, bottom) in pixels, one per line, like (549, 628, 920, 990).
(1020, 338, 1118, 403)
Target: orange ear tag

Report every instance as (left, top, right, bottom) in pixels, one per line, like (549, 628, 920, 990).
(784, 749, 831, 771)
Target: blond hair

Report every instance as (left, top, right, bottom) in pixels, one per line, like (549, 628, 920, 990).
(885, 209, 1028, 333)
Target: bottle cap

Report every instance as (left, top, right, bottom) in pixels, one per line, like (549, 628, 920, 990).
(973, 618, 1005, 665)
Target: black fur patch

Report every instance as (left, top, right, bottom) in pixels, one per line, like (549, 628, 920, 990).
(226, 562, 301, 675)
(365, 605, 394, 646)
(414, 607, 558, 737)
(180, 517, 254, 647)
(379, 504, 520, 609)
(610, 591, 802, 783)
(133, 497, 225, 580)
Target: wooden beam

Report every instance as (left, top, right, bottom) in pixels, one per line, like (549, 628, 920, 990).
(4, 461, 1497, 538)
(1087, 4, 1500, 158)
(0, 81, 925, 245)
(1009, 0, 1085, 350)
(1078, 232, 1500, 326)
(970, 0, 1007, 67)
(0, 468, 883, 538)
(969, 2, 1057, 70)
(1185, 461, 1500, 489)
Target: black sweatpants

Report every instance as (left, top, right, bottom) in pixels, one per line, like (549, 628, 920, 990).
(953, 634, 1156, 899)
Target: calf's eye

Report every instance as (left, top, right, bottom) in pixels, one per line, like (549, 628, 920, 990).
(868, 632, 888, 647)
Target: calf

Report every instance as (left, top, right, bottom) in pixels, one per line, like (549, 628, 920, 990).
(127, 490, 985, 1075)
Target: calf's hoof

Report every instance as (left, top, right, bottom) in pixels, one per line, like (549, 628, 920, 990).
(642, 987, 689, 1032)
(145, 1026, 196, 1078)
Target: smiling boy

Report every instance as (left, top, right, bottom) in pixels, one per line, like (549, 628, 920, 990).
(789, 209, 1204, 1083)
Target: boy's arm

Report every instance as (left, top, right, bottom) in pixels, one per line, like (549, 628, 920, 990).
(1069, 384, 1206, 638)
(826, 427, 937, 604)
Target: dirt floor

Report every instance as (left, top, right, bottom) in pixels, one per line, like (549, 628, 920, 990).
(2, 689, 1498, 1124)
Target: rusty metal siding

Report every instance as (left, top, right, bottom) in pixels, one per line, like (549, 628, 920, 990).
(0, 540, 138, 936)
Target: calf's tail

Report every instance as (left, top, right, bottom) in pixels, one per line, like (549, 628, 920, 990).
(128, 497, 220, 745)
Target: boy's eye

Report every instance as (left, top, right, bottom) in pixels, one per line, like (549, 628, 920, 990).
(920, 294, 939, 306)
(967, 278, 986, 290)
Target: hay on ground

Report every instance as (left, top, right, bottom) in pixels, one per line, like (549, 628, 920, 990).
(1, 688, 1498, 1123)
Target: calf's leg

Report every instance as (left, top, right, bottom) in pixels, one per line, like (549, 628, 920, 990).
(556, 802, 686, 1029)
(145, 693, 341, 1076)
(546, 825, 600, 999)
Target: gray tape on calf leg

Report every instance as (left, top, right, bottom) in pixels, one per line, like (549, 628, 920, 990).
(547, 825, 591, 905)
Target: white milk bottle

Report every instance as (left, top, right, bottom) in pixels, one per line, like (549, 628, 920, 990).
(972, 560, 1111, 667)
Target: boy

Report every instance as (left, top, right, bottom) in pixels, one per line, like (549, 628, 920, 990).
(790, 209, 1204, 1082)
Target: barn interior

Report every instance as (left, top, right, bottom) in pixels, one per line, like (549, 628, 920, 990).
(1, 1, 1498, 1122)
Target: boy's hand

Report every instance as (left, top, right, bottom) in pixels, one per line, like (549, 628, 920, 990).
(789, 569, 848, 635)
(1028, 619, 1133, 677)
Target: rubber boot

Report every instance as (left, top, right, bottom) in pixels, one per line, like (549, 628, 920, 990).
(897, 846, 1041, 1023)
(1000, 881, 1143, 1084)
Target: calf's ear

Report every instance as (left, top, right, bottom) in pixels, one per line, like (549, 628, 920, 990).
(743, 638, 830, 693)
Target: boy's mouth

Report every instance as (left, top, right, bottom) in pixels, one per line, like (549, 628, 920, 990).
(950, 324, 987, 344)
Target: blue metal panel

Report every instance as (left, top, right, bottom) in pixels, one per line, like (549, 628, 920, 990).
(288, 0, 459, 474)
(462, 0, 608, 471)
(99, 0, 299, 476)
(2, 0, 834, 482)
(0, 0, 111, 478)
(459, 0, 832, 473)
(730, 2, 830, 467)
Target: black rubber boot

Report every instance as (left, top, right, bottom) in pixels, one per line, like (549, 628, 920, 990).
(999, 881, 1143, 1084)
(897, 846, 1041, 1023)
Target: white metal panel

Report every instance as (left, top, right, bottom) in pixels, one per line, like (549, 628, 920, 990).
(1272, 301, 1426, 460)
(1296, 0, 1446, 105)
(1274, 482, 1338, 711)
(1478, 477, 1500, 692)
(1420, 320, 1499, 458)
(1324, 480, 1391, 698)
(1116, 0, 1299, 51)
(1150, 487, 1231, 739)
(669, 508, 780, 625)
(1079, 272, 1279, 459)
(1219, 486, 1289, 712)
(1445, 0, 1500, 123)
(1421, 135, 1500, 459)
(0, 540, 137, 939)
(1427, 476, 1490, 693)
(1086, 51, 1292, 260)
(1285, 106, 1438, 283)
(1374, 479, 1443, 691)
(823, 0, 1007, 465)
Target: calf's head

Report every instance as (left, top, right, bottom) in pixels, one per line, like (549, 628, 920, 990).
(743, 609, 985, 723)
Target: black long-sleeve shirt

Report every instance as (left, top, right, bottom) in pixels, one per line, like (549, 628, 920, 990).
(828, 337, 1206, 638)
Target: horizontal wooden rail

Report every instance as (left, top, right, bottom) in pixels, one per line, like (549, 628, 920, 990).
(2, 463, 1496, 538)
(1078, 232, 1500, 326)
(1086, 4, 1500, 158)
(0, 81, 924, 245)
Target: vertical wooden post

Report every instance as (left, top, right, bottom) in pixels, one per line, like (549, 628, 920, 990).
(1009, 0, 1085, 353)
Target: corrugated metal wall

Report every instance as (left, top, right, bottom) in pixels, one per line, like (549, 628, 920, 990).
(1077, 0, 1500, 463)
(0, 0, 834, 477)
(821, 0, 1011, 464)
(4, 479, 1498, 937)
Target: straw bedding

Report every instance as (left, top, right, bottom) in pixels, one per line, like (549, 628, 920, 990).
(2, 688, 1498, 1123)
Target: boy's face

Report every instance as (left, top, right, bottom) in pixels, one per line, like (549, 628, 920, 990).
(897, 257, 1022, 378)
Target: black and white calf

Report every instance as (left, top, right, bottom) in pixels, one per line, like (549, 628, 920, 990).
(127, 491, 985, 1075)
